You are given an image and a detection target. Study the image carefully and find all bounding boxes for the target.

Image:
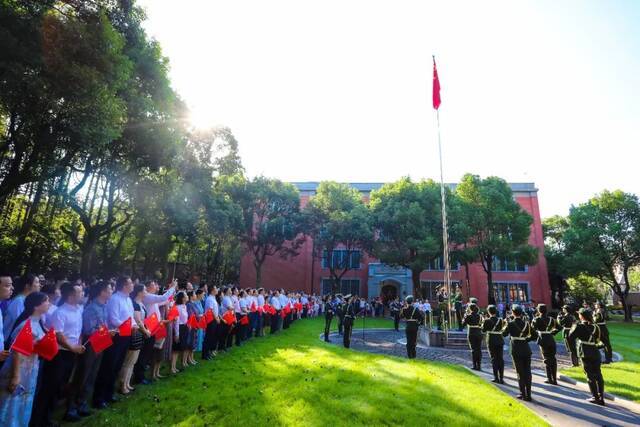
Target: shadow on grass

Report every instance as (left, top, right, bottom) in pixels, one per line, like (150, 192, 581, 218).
(76, 319, 545, 427)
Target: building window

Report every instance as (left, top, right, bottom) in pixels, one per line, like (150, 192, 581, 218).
(322, 250, 361, 269)
(426, 257, 459, 271)
(321, 278, 360, 296)
(492, 282, 529, 304)
(492, 256, 527, 272)
(416, 280, 461, 301)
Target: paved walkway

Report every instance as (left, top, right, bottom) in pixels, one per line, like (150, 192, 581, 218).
(324, 328, 640, 427)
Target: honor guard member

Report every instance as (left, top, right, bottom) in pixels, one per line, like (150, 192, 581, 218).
(453, 289, 463, 331)
(502, 304, 535, 401)
(532, 304, 560, 384)
(482, 305, 505, 383)
(323, 295, 334, 342)
(558, 305, 579, 366)
(333, 294, 344, 336)
(462, 303, 483, 370)
(401, 295, 424, 359)
(342, 295, 355, 348)
(594, 302, 613, 364)
(568, 308, 606, 405)
(390, 298, 402, 331)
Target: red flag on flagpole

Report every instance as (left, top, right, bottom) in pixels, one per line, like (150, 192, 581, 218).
(34, 327, 59, 361)
(144, 313, 160, 334)
(433, 56, 441, 110)
(88, 325, 113, 354)
(167, 304, 179, 322)
(118, 317, 132, 337)
(11, 319, 34, 356)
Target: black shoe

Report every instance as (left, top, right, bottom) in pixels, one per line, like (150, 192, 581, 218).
(523, 396, 532, 402)
(139, 379, 151, 385)
(64, 411, 82, 422)
(516, 394, 524, 400)
(491, 379, 500, 383)
(324, 339, 331, 342)
(597, 399, 606, 406)
(587, 397, 599, 404)
(499, 379, 505, 384)
(603, 360, 612, 364)
(107, 395, 119, 403)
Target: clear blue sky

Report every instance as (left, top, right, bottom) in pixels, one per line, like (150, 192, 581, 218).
(139, 0, 640, 218)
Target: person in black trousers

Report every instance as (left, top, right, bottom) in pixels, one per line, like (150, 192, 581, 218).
(594, 302, 613, 364)
(568, 308, 606, 405)
(502, 304, 535, 401)
(342, 295, 355, 348)
(462, 303, 483, 370)
(558, 305, 579, 367)
(323, 295, 334, 342)
(482, 305, 505, 383)
(532, 303, 561, 384)
(400, 295, 424, 359)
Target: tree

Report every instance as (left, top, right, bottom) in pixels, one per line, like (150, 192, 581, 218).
(303, 182, 374, 294)
(222, 176, 304, 287)
(369, 178, 442, 292)
(542, 215, 570, 308)
(566, 274, 608, 305)
(454, 174, 538, 304)
(563, 190, 640, 322)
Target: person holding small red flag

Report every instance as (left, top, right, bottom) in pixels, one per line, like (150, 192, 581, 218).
(32, 282, 85, 426)
(93, 276, 136, 409)
(68, 281, 113, 419)
(202, 286, 220, 360)
(171, 291, 190, 374)
(0, 291, 49, 427)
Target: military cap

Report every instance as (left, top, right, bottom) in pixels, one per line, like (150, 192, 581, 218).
(511, 304, 523, 315)
(405, 295, 414, 304)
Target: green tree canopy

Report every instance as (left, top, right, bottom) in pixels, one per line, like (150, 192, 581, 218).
(454, 174, 538, 303)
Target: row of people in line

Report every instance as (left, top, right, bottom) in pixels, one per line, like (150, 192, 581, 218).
(461, 300, 611, 405)
(0, 274, 321, 427)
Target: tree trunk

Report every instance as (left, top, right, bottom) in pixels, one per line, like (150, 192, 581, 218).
(254, 259, 263, 287)
(80, 232, 98, 280)
(411, 268, 421, 296)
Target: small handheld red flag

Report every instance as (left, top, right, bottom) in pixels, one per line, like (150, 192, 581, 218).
(88, 325, 113, 354)
(433, 56, 441, 110)
(198, 316, 207, 329)
(144, 313, 160, 334)
(11, 319, 34, 356)
(222, 310, 235, 325)
(240, 315, 249, 326)
(118, 317, 132, 337)
(280, 309, 286, 319)
(167, 305, 179, 322)
(204, 309, 214, 324)
(153, 324, 167, 339)
(34, 327, 59, 361)
(187, 314, 198, 329)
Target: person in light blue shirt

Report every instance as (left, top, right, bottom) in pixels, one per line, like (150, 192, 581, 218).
(0, 275, 14, 362)
(3, 274, 40, 344)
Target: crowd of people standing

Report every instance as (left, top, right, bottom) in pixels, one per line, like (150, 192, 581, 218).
(0, 273, 322, 427)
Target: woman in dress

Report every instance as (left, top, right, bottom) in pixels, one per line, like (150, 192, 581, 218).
(171, 292, 189, 373)
(0, 292, 49, 427)
(119, 285, 151, 394)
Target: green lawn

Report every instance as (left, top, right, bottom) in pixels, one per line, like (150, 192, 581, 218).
(76, 317, 545, 427)
(560, 321, 640, 402)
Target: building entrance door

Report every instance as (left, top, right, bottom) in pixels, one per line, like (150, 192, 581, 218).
(380, 281, 398, 304)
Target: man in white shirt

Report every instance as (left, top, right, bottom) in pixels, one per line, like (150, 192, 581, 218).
(93, 276, 135, 408)
(32, 282, 85, 425)
(256, 288, 266, 337)
(270, 290, 282, 333)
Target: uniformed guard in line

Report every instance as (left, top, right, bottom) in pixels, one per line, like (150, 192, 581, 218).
(400, 295, 424, 359)
(323, 295, 334, 342)
(342, 294, 355, 348)
(558, 305, 579, 367)
(568, 308, 606, 406)
(503, 304, 535, 401)
(335, 294, 344, 336)
(462, 303, 483, 370)
(594, 302, 613, 364)
(482, 305, 505, 383)
(390, 298, 402, 331)
(453, 289, 463, 331)
(532, 303, 560, 384)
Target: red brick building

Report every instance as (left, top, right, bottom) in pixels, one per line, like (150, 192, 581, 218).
(239, 182, 551, 307)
